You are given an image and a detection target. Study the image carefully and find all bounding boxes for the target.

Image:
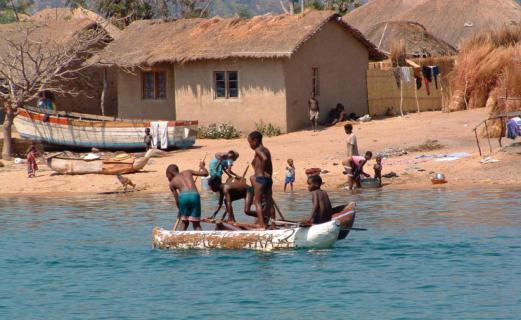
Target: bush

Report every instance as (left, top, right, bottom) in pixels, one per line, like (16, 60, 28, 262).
(255, 121, 281, 137)
(197, 123, 241, 139)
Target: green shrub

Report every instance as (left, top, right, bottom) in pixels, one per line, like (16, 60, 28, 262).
(197, 123, 241, 139)
(255, 121, 281, 137)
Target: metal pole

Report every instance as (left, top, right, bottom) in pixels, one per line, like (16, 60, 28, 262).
(474, 129, 482, 156)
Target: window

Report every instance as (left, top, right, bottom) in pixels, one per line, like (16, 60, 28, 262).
(312, 67, 320, 96)
(214, 71, 239, 99)
(142, 71, 167, 100)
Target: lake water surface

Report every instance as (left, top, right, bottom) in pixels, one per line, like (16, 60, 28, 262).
(1, 188, 520, 319)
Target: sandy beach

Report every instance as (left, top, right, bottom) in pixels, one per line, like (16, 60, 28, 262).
(1, 108, 519, 197)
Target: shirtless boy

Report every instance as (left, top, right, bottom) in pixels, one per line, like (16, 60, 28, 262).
(247, 131, 274, 228)
(166, 162, 209, 231)
(374, 155, 383, 187)
(208, 176, 256, 222)
(306, 175, 332, 225)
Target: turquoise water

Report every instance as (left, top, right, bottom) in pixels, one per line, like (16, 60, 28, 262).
(1, 188, 520, 319)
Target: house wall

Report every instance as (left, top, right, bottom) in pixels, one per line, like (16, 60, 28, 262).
(174, 59, 287, 133)
(283, 21, 370, 131)
(367, 68, 442, 116)
(117, 64, 176, 120)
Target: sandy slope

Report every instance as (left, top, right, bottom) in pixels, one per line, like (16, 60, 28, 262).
(0, 108, 519, 197)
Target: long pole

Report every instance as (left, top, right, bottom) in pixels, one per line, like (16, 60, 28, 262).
(474, 129, 482, 156)
(399, 78, 404, 117)
(484, 121, 493, 154)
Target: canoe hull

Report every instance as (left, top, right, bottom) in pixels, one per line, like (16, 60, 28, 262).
(46, 154, 150, 175)
(153, 221, 341, 251)
(14, 108, 197, 150)
(152, 209, 356, 251)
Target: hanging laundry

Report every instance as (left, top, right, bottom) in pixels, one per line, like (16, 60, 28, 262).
(392, 67, 401, 88)
(150, 121, 169, 149)
(414, 68, 422, 90)
(430, 65, 440, 89)
(400, 67, 412, 83)
(422, 66, 431, 95)
(506, 118, 520, 139)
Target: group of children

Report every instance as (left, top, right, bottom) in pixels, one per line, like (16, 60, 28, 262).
(166, 129, 361, 230)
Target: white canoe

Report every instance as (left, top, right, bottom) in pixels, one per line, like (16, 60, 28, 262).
(14, 107, 198, 150)
(152, 206, 356, 251)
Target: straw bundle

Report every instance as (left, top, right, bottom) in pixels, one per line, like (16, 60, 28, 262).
(446, 25, 521, 116)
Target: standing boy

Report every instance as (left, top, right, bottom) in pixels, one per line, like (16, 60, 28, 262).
(284, 159, 295, 193)
(374, 155, 383, 187)
(308, 92, 320, 132)
(26, 143, 39, 178)
(144, 128, 152, 151)
(166, 162, 209, 231)
(247, 131, 273, 229)
(344, 123, 359, 158)
(306, 174, 332, 224)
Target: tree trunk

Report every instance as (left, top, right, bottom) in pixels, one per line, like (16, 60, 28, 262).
(1, 107, 14, 160)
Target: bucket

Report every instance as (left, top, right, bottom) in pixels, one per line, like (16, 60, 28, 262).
(201, 176, 210, 191)
(361, 178, 380, 188)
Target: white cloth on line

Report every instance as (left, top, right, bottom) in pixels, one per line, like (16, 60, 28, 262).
(400, 67, 412, 83)
(155, 121, 169, 149)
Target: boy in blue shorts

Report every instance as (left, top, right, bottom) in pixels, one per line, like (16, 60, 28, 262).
(166, 162, 209, 231)
(284, 158, 295, 192)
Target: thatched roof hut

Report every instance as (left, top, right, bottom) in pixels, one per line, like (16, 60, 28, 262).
(93, 10, 385, 67)
(31, 7, 122, 40)
(366, 21, 457, 57)
(344, 0, 521, 49)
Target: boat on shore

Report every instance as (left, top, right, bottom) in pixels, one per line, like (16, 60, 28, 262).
(13, 107, 198, 150)
(46, 150, 153, 175)
(153, 204, 356, 251)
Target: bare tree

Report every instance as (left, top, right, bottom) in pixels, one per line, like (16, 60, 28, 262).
(0, 22, 109, 159)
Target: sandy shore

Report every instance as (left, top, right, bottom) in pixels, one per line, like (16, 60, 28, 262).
(1, 108, 520, 197)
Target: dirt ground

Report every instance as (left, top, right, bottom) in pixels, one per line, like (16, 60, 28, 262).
(0, 108, 520, 197)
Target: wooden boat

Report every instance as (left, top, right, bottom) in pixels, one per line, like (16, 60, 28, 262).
(46, 150, 153, 175)
(152, 204, 356, 251)
(13, 107, 198, 150)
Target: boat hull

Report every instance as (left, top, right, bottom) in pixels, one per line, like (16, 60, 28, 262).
(152, 209, 356, 251)
(14, 108, 197, 150)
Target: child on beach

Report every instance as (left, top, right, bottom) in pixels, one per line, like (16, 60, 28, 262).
(26, 143, 39, 178)
(343, 151, 373, 190)
(306, 174, 332, 225)
(166, 162, 209, 231)
(284, 159, 295, 192)
(248, 131, 274, 229)
(374, 155, 383, 187)
(144, 128, 152, 151)
(308, 91, 320, 132)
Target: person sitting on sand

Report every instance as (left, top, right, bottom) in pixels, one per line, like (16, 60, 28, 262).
(305, 175, 332, 225)
(343, 151, 373, 190)
(208, 176, 256, 222)
(326, 103, 346, 126)
(248, 131, 274, 229)
(26, 143, 39, 178)
(209, 150, 240, 182)
(374, 155, 383, 187)
(166, 162, 209, 231)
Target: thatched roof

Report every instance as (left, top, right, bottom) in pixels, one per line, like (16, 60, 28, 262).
(367, 21, 457, 57)
(31, 7, 122, 40)
(93, 10, 386, 67)
(344, 0, 521, 48)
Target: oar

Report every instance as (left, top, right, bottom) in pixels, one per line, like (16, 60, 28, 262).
(272, 199, 286, 221)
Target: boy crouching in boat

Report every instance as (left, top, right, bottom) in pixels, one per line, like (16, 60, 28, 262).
(166, 162, 209, 231)
(306, 175, 332, 225)
(208, 176, 256, 222)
